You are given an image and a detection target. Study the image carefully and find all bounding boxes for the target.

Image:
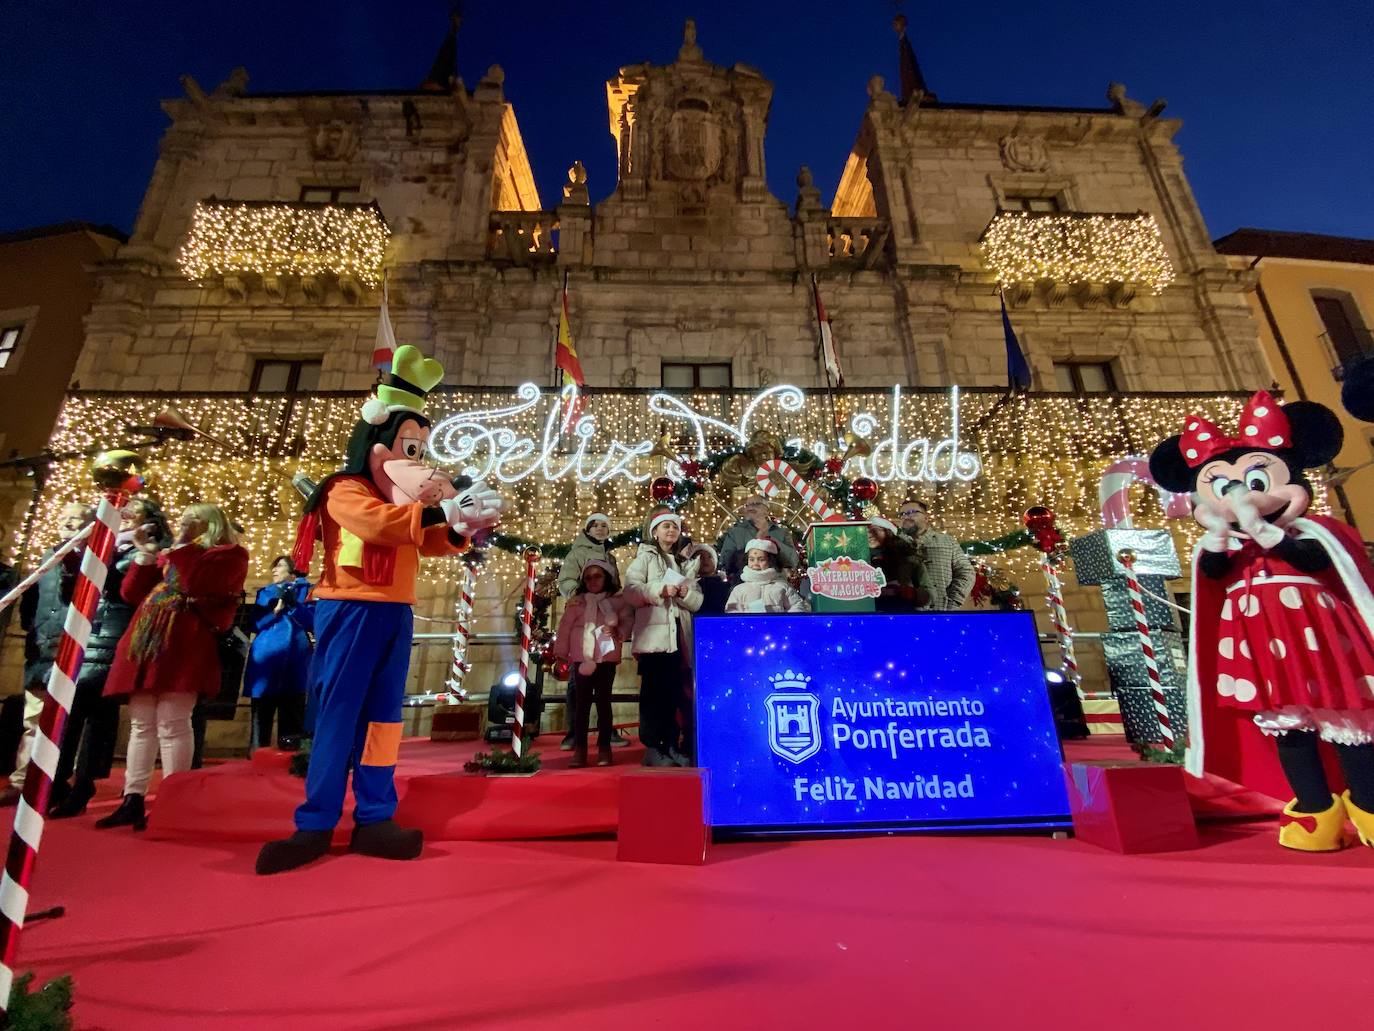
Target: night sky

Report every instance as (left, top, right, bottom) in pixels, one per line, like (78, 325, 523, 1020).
(5, 0, 1372, 240)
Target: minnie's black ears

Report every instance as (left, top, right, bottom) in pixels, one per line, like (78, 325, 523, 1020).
(1148, 436, 1195, 494)
(1283, 402, 1343, 468)
(1342, 354, 1374, 423)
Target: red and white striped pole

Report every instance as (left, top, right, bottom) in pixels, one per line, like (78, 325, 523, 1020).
(1117, 549, 1174, 747)
(511, 549, 538, 757)
(444, 563, 476, 699)
(1039, 554, 1080, 689)
(0, 480, 129, 1012)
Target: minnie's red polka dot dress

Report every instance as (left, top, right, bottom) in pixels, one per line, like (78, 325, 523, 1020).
(1214, 540, 1374, 739)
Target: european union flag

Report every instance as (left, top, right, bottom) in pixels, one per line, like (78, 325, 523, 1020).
(1001, 293, 1032, 391)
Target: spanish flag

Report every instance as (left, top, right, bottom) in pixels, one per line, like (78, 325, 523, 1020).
(555, 273, 586, 386)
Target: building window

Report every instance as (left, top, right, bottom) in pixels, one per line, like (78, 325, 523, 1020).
(1053, 361, 1117, 393)
(662, 361, 732, 390)
(1003, 195, 1061, 213)
(299, 185, 363, 203)
(251, 359, 322, 393)
(0, 326, 21, 370)
(1312, 291, 1373, 367)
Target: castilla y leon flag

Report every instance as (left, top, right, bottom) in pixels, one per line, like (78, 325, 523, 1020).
(812, 275, 845, 386)
(555, 275, 586, 387)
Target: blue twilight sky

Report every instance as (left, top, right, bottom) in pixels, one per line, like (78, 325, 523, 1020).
(3, 0, 1372, 240)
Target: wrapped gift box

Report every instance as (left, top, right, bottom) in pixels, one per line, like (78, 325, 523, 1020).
(1063, 760, 1198, 853)
(617, 768, 710, 865)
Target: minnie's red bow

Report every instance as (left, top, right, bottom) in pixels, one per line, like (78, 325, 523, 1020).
(1178, 390, 1291, 468)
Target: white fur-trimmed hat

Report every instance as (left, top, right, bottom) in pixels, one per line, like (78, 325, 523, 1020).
(745, 537, 779, 556)
(584, 513, 611, 529)
(685, 542, 717, 563)
(869, 517, 900, 537)
(647, 510, 682, 535)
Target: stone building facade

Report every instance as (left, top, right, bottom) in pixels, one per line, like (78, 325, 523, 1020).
(74, 23, 1267, 401)
(44, 23, 1286, 736)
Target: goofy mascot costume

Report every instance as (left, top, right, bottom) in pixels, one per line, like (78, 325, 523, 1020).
(257, 346, 506, 875)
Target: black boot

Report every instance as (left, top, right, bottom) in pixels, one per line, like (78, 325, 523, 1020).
(349, 819, 423, 860)
(95, 794, 146, 831)
(50, 779, 95, 819)
(256, 830, 333, 875)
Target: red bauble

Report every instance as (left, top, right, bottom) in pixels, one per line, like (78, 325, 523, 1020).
(824, 457, 844, 476)
(552, 659, 572, 682)
(1023, 506, 1056, 535)
(650, 476, 675, 501)
(851, 477, 878, 502)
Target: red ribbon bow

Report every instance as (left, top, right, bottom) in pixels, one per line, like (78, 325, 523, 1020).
(1278, 811, 1318, 835)
(1178, 390, 1291, 468)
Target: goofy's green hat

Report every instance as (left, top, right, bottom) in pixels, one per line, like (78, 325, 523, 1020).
(361, 344, 444, 425)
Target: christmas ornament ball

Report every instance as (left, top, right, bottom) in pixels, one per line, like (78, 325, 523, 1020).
(1023, 506, 1056, 534)
(650, 476, 676, 501)
(852, 477, 879, 502)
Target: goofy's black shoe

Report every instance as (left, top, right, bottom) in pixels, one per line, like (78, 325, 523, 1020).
(349, 819, 423, 861)
(255, 830, 332, 875)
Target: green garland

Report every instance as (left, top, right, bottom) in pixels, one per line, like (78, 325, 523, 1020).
(6, 972, 75, 1031)
(960, 529, 1035, 557)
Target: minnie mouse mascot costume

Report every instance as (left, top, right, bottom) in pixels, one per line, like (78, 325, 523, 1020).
(1150, 390, 1374, 852)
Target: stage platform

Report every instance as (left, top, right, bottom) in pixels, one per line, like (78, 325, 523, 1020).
(137, 735, 1283, 846)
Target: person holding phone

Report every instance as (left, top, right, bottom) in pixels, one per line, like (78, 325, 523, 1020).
(243, 555, 314, 752)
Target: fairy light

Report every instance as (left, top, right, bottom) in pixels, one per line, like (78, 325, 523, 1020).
(178, 201, 390, 286)
(20, 387, 1300, 621)
(980, 211, 1174, 294)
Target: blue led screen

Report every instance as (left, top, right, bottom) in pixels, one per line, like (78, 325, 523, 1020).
(693, 612, 1071, 833)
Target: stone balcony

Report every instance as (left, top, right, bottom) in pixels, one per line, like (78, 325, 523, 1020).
(487, 211, 559, 265)
(178, 199, 390, 300)
(826, 217, 891, 270)
(980, 211, 1174, 308)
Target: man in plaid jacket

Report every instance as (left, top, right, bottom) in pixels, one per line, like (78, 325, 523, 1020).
(897, 500, 975, 611)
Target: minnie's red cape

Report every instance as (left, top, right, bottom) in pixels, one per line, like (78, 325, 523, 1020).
(1185, 515, 1374, 800)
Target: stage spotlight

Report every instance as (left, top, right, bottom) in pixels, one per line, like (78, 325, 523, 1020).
(1043, 668, 1089, 740)
(500, 670, 523, 689)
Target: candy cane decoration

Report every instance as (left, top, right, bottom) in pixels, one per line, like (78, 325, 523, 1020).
(1100, 456, 1192, 528)
(511, 549, 538, 757)
(756, 459, 841, 523)
(1039, 555, 1081, 690)
(1117, 549, 1174, 746)
(0, 491, 124, 1012)
(444, 564, 477, 699)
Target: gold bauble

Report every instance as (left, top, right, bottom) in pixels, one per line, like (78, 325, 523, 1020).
(90, 450, 145, 492)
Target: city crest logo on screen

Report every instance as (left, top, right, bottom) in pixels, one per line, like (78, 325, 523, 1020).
(765, 670, 821, 763)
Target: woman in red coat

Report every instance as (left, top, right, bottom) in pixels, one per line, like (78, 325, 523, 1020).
(96, 504, 249, 830)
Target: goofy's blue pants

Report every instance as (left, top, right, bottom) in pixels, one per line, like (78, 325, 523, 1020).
(295, 599, 412, 832)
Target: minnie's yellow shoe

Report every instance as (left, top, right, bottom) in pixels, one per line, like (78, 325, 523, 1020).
(1341, 790, 1374, 848)
(1278, 795, 1354, 852)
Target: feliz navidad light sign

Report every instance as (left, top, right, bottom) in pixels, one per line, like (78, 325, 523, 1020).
(428, 383, 982, 486)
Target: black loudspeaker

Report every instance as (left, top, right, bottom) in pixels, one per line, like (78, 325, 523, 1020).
(1046, 676, 1090, 740)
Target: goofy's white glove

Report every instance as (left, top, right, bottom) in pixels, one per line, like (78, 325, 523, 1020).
(440, 480, 508, 537)
(1192, 497, 1234, 554)
(1231, 489, 1285, 550)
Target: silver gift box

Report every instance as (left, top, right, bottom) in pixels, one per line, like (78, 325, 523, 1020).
(1070, 528, 1182, 586)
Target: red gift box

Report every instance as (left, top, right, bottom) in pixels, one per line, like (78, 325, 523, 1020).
(617, 768, 710, 866)
(1063, 761, 1199, 853)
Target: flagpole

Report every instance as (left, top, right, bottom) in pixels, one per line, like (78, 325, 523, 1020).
(552, 270, 568, 390)
(812, 274, 842, 449)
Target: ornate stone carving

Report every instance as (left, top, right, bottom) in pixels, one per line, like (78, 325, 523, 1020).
(311, 120, 359, 161)
(665, 101, 722, 182)
(999, 134, 1050, 172)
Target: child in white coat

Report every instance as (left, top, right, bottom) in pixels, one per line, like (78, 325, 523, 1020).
(624, 509, 702, 767)
(551, 559, 626, 767)
(726, 538, 809, 613)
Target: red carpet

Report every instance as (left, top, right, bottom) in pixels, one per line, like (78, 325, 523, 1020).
(146, 738, 632, 844)
(20, 812, 1374, 1029)
(143, 736, 1284, 847)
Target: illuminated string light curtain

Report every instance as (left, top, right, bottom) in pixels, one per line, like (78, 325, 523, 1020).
(980, 212, 1174, 294)
(21, 389, 1312, 604)
(178, 201, 390, 286)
